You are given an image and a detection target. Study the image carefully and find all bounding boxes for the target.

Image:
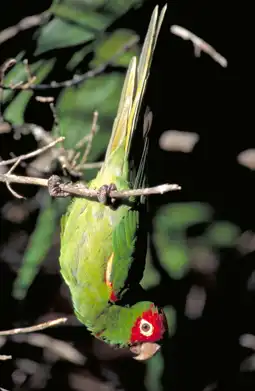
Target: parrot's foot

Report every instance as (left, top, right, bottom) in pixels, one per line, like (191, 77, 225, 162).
(97, 183, 118, 208)
(48, 175, 70, 197)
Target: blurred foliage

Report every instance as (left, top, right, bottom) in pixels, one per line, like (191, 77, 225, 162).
(153, 202, 241, 279)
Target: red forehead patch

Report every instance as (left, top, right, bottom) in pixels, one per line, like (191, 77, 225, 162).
(130, 305, 167, 344)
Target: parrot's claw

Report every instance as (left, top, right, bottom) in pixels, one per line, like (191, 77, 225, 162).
(48, 175, 70, 198)
(97, 183, 118, 208)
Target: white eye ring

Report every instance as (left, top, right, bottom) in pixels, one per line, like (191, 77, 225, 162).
(140, 319, 154, 337)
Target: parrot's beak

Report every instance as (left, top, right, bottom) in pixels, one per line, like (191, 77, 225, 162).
(130, 342, 161, 361)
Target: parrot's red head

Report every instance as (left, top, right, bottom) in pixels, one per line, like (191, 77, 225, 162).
(87, 302, 167, 361)
(130, 304, 167, 344)
(128, 303, 167, 361)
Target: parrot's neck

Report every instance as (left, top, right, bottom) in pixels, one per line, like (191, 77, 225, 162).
(96, 146, 129, 189)
(73, 295, 152, 347)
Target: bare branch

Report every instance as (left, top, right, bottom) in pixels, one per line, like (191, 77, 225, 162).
(77, 161, 103, 169)
(0, 172, 48, 187)
(35, 96, 54, 103)
(0, 122, 12, 134)
(0, 58, 17, 119)
(0, 172, 181, 201)
(68, 111, 100, 174)
(170, 25, 228, 67)
(114, 184, 181, 197)
(0, 355, 12, 361)
(0, 318, 67, 361)
(0, 317, 67, 336)
(0, 13, 48, 45)
(77, 111, 98, 167)
(0, 37, 138, 91)
(0, 136, 65, 167)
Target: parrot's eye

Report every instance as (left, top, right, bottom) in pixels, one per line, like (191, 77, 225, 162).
(140, 319, 154, 337)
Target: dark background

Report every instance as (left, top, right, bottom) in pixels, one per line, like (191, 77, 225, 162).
(0, 1, 254, 391)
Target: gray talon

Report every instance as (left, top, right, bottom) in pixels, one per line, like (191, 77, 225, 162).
(97, 183, 117, 207)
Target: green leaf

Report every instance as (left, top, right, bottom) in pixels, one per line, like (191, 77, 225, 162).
(66, 44, 93, 70)
(50, 4, 112, 31)
(164, 305, 176, 337)
(56, 73, 123, 174)
(159, 240, 190, 279)
(50, 0, 105, 12)
(12, 197, 68, 300)
(53, 0, 144, 16)
(145, 352, 164, 391)
(35, 18, 94, 55)
(90, 29, 139, 68)
(4, 60, 55, 124)
(153, 204, 199, 279)
(205, 221, 241, 247)
(156, 202, 213, 231)
(141, 253, 161, 289)
(104, 0, 144, 15)
(36, 0, 145, 55)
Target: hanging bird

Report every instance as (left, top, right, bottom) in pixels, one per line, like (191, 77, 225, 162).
(59, 4, 167, 360)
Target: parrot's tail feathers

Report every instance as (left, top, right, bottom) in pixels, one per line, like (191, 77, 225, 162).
(134, 107, 152, 192)
(124, 5, 167, 158)
(102, 4, 167, 179)
(104, 57, 137, 162)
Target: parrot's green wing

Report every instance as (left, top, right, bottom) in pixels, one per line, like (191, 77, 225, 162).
(107, 5, 167, 300)
(106, 209, 140, 300)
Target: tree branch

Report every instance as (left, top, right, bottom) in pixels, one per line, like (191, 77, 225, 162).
(0, 317, 67, 360)
(0, 317, 67, 336)
(0, 13, 48, 45)
(0, 172, 181, 201)
(170, 25, 228, 67)
(0, 136, 65, 166)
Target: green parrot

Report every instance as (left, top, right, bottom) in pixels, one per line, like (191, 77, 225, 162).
(59, 4, 167, 360)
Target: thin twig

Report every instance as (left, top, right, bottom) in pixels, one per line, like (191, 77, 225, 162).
(78, 161, 102, 169)
(0, 317, 67, 336)
(0, 173, 47, 187)
(0, 136, 65, 166)
(0, 318, 67, 361)
(170, 25, 228, 67)
(80, 111, 98, 166)
(0, 355, 12, 361)
(0, 37, 138, 91)
(49, 102, 61, 139)
(0, 13, 48, 45)
(0, 59, 17, 118)
(72, 111, 99, 172)
(5, 158, 25, 199)
(35, 96, 54, 103)
(23, 59, 33, 82)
